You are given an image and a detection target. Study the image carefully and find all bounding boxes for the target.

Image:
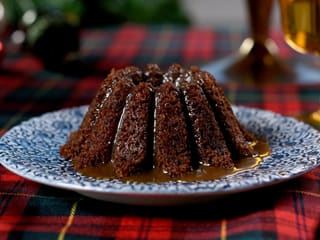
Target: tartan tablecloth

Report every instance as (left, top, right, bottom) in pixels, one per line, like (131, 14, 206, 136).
(0, 24, 319, 240)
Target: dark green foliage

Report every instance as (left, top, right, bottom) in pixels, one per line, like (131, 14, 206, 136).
(3, 0, 190, 27)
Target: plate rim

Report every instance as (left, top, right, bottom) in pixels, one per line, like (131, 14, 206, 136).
(0, 105, 319, 200)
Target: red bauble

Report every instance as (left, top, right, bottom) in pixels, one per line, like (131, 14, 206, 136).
(0, 41, 4, 65)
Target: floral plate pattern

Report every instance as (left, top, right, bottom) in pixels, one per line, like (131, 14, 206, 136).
(0, 106, 320, 205)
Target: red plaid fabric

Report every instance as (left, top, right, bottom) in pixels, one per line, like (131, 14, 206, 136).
(0, 24, 319, 239)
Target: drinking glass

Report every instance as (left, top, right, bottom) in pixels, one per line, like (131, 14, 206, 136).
(204, 0, 291, 84)
(279, 0, 320, 129)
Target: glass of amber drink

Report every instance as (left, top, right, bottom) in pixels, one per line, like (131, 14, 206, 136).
(279, 0, 320, 129)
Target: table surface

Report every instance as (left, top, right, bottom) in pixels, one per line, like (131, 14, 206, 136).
(0, 24, 319, 240)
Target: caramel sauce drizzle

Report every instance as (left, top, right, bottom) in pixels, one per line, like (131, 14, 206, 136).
(76, 139, 270, 183)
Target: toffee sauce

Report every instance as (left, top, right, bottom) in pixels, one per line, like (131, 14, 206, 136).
(76, 139, 270, 183)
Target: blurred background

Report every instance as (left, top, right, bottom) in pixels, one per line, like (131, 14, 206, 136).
(0, 0, 280, 72)
(183, 0, 279, 27)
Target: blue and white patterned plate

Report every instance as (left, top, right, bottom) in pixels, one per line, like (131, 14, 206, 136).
(0, 106, 320, 205)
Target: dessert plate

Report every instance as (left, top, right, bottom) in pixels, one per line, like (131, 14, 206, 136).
(0, 106, 320, 205)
